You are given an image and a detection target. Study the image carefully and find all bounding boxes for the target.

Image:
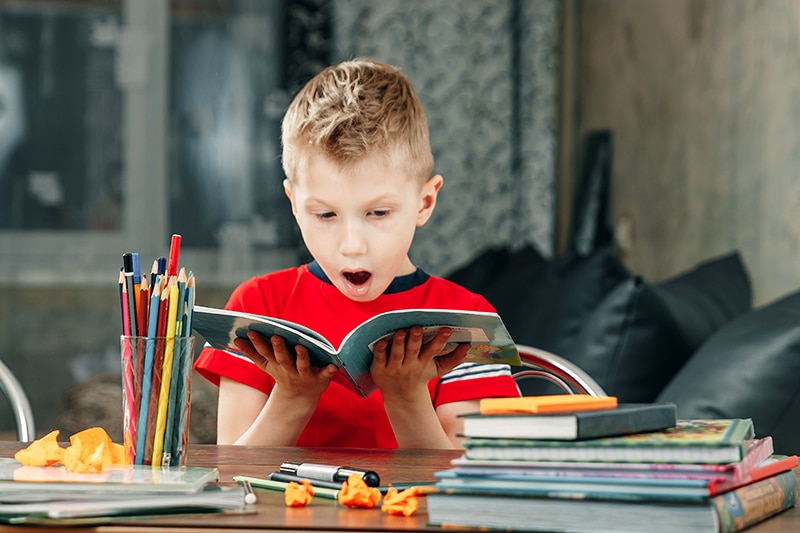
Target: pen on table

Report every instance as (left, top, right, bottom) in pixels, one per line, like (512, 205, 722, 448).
(280, 461, 380, 487)
(241, 479, 257, 505)
(234, 475, 339, 500)
(268, 471, 344, 490)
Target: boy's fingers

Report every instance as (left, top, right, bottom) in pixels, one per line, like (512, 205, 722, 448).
(235, 335, 272, 370)
(434, 343, 470, 375)
(295, 344, 311, 373)
(421, 327, 453, 361)
(372, 340, 389, 365)
(388, 329, 408, 368)
(405, 326, 424, 358)
(270, 335, 295, 366)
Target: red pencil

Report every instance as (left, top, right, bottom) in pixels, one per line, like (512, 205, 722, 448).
(156, 278, 172, 339)
(167, 234, 182, 278)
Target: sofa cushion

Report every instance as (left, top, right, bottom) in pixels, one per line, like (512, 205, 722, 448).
(493, 247, 629, 351)
(512, 250, 751, 401)
(561, 252, 751, 403)
(657, 290, 800, 454)
(653, 251, 752, 353)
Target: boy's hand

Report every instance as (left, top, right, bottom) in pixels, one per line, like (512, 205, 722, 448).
(234, 331, 337, 399)
(370, 326, 470, 400)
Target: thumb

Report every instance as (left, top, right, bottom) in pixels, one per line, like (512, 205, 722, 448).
(434, 343, 470, 375)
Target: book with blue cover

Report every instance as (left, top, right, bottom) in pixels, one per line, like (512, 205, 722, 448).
(192, 305, 521, 397)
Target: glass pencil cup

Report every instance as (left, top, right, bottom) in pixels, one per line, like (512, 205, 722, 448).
(121, 335, 195, 467)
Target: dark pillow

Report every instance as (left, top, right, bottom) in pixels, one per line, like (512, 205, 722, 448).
(490, 247, 631, 396)
(653, 252, 752, 353)
(444, 245, 548, 298)
(657, 290, 800, 455)
(497, 247, 630, 352)
(562, 275, 694, 403)
(560, 252, 751, 403)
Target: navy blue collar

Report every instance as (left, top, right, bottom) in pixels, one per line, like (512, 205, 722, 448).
(308, 260, 430, 294)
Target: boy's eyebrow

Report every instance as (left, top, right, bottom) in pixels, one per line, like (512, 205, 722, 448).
(303, 192, 404, 207)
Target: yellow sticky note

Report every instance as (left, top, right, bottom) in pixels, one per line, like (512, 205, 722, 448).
(480, 394, 617, 415)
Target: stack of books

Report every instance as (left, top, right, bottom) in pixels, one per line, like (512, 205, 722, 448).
(428, 398, 798, 533)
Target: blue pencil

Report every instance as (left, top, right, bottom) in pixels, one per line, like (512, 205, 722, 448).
(134, 279, 162, 464)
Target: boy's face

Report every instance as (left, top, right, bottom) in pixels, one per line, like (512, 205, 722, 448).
(285, 153, 442, 302)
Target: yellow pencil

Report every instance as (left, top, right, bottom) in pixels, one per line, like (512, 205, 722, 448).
(152, 276, 179, 465)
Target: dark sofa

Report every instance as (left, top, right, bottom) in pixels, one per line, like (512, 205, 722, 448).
(445, 244, 800, 455)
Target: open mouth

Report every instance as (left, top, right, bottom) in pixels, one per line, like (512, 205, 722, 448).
(344, 271, 371, 286)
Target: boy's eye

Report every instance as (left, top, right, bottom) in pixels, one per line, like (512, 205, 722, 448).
(315, 212, 336, 220)
(369, 209, 390, 218)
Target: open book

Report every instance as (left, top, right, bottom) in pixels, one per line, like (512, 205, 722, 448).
(192, 306, 521, 397)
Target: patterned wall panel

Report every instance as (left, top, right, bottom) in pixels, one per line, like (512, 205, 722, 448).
(331, 0, 558, 275)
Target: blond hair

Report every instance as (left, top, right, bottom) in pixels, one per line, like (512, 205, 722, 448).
(281, 58, 434, 184)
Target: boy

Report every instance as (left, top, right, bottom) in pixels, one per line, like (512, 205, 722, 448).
(194, 58, 520, 449)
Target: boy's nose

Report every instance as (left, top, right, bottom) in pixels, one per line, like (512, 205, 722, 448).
(338, 221, 368, 256)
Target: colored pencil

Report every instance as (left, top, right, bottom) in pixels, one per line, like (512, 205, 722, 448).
(167, 234, 181, 278)
(135, 278, 163, 464)
(144, 279, 171, 464)
(152, 277, 180, 465)
(162, 269, 188, 462)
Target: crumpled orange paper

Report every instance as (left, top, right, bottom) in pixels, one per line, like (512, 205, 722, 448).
(337, 473, 382, 509)
(284, 478, 315, 507)
(13, 430, 63, 467)
(380, 486, 420, 516)
(14, 427, 125, 473)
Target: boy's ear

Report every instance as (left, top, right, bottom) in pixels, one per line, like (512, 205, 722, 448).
(283, 179, 298, 215)
(416, 174, 444, 227)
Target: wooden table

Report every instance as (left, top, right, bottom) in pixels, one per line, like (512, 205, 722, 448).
(0, 442, 797, 532)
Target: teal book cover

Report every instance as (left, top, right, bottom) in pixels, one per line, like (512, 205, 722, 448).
(192, 305, 520, 397)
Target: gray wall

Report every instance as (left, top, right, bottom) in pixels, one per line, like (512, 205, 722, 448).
(565, 0, 800, 306)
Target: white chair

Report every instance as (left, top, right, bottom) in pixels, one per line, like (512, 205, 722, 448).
(0, 358, 35, 442)
(513, 344, 607, 397)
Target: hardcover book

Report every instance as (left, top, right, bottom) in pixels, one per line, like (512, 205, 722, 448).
(463, 419, 756, 464)
(450, 436, 775, 483)
(428, 468, 798, 533)
(192, 305, 521, 397)
(434, 455, 799, 502)
(459, 402, 677, 440)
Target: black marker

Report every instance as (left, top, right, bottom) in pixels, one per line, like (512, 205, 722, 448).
(268, 471, 344, 490)
(280, 462, 380, 487)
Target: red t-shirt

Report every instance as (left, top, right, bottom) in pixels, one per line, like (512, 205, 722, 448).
(194, 262, 520, 447)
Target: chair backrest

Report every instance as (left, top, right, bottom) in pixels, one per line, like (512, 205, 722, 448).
(513, 344, 607, 397)
(0, 358, 36, 442)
